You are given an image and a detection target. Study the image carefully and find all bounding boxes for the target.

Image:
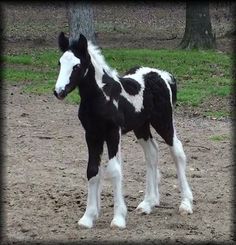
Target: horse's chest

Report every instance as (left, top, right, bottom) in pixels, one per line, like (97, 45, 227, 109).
(78, 100, 122, 132)
(78, 103, 99, 130)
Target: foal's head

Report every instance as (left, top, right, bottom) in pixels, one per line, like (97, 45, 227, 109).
(54, 32, 90, 100)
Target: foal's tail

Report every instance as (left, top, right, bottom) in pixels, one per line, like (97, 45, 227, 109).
(168, 76, 177, 106)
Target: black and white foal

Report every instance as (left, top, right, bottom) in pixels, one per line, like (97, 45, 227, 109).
(54, 32, 193, 229)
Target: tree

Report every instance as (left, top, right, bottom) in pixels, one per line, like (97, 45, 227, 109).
(179, 0, 216, 49)
(67, 1, 96, 44)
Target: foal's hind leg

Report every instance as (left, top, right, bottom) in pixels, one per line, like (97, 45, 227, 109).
(134, 124, 160, 214)
(170, 132, 193, 214)
(151, 119, 193, 215)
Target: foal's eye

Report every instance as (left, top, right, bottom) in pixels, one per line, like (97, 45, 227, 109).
(73, 65, 80, 71)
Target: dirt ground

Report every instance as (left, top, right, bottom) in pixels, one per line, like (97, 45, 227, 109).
(3, 84, 233, 243)
(1, 2, 235, 244)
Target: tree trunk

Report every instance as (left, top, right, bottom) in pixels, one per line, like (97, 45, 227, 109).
(67, 1, 96, 44)
(179, 0, 216, 50)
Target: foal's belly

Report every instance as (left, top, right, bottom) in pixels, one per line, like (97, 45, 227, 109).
(118, 91, 151, 134)
(119, 107, 148, 134)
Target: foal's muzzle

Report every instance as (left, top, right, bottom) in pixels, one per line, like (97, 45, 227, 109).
(54, 90, 66, 100)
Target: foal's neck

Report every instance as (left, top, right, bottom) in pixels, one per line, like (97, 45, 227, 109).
(78, 65, 101, 101)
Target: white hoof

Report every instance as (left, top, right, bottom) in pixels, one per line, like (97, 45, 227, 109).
(78, 216, 94, 229)
(136, 201, 152, 214)
(179, 199, 193, 215)
(110, 216, 126, 229)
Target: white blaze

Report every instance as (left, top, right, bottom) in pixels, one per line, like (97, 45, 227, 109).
(55, 51, 81, 94)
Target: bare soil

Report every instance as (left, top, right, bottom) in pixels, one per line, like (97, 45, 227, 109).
(3, 84, 234, 243)
(1, 2, 235, 244)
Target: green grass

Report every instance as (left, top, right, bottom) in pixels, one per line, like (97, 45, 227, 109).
(4, 55, 33, 65)
(65, 89, 81, 104)
(22, 79, 55, 94)
(209, 134, 230, 141)
(3, 48, 233, 117)
(203, 110, 230, 119)
(3, 68, 57, 84)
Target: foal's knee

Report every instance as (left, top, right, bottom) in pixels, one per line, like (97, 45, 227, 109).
(106, 157, 121, 179)
(171, 136, 187, 164)
(138, 138, 158, 164)
(87, 164, 99, 181)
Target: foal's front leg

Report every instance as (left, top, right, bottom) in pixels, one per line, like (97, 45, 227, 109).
(78, 133, 104, 228)
(106, 127, 127, 228)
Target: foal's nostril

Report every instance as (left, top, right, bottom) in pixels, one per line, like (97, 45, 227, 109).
(54, 90, 58, 98)
(54, 89, 66, 100)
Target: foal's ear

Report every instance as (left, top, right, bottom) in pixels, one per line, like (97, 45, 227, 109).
(58, 32, 69, 52)
(77, 34, 88, 57)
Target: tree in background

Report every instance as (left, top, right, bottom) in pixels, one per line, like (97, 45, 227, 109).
(179, 0, 216, 49)
(67, 1, 96, 44)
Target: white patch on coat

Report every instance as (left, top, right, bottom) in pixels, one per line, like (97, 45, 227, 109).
(55, 51, 80, 94)
(156, 69, 173, 84)
(105, 129, 127, 228)
(122, 68, 146, 112)
(78, 167, 103, 228)
(87, 42, 118, 104)
(124, 67, 174, 108)
(87, 41, 118, 89)
(113, 100, 118, 108)
(153, 68, 174, 106)
(106, 156, 127, 228)
(88, 42, 144, 112)
(87, 43, 174, 111)
(84, 68, 89, 77)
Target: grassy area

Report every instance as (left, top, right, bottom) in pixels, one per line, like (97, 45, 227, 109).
(3, 48, 233, 117)
(209, 134, 230, 141)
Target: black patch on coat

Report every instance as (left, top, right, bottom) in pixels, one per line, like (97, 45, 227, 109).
(169, 75, 177, 105)
(119, 77, 141, 96)
(133, 122, 152, 141)
(102, 71, 121, 100)
(123, 66, 141, 76)
(105, 125, 120, 159)
(58, 32, 69, 52)
(101, 72, 125, 126)
(143, 71, 174, 146)
(118, 96, 147, 134)
(85, 132, 104, 180)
